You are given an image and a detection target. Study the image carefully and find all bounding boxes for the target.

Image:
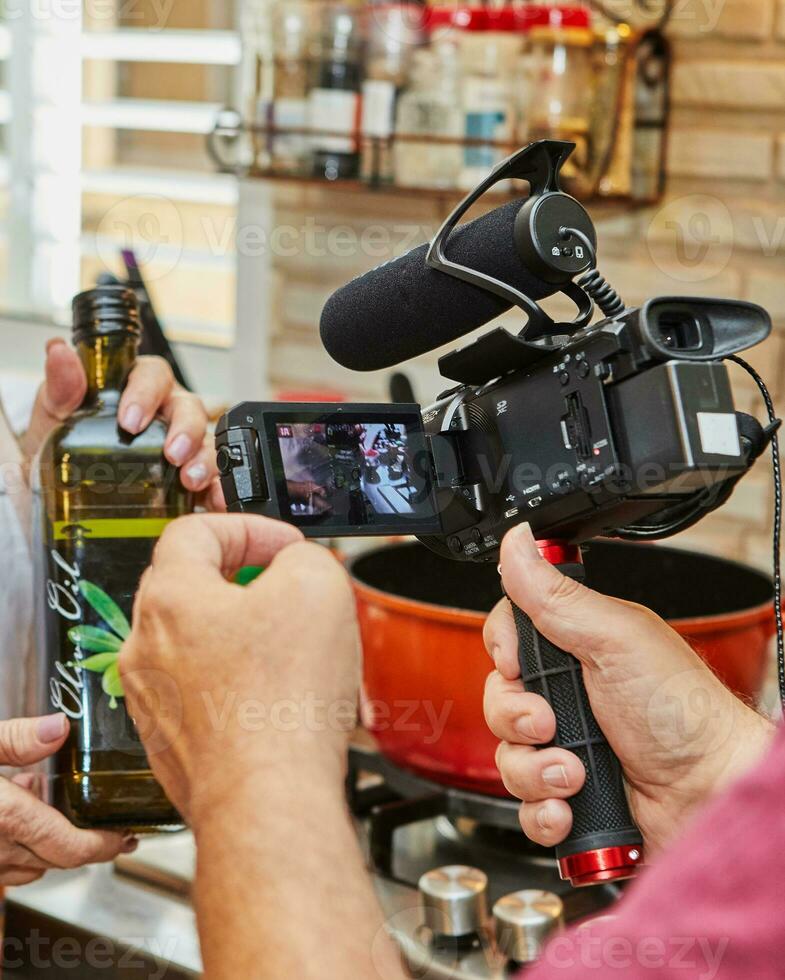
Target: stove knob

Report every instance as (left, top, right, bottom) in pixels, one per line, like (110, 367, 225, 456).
(418, 865, 488, 938)
(493, 890, 564, 964)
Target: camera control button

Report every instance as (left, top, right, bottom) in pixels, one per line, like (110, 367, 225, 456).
(559, 371, 570, 386)
(219, 429, 269, 504)
(578, 361, 591, 379)
(470, 528, 483, 546)
(448, 536, 463, 555)
(216, 445, 239, 476)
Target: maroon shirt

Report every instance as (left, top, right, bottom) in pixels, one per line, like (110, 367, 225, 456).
(529, 722, 785, 978)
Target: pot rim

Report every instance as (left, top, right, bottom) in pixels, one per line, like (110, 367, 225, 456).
(349, 547, 777, 634)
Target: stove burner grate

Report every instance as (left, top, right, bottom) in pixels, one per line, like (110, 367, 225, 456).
(348, 746, 552, 878)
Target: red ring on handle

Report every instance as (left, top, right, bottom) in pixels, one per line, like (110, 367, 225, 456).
(535, 539, 583, 567)
(559, 846, 644, 888)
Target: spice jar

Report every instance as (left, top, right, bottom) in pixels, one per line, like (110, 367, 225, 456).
(241, 0, 275, 173)
(269, 1, 314, 176)
(523, 7, 595, 195)
(591, 23, 636, 198)
(361, 4, 426, 185)
(394, 43, 463, 189)
(308, 4, 365, 181)
(458, 9, 519, 190)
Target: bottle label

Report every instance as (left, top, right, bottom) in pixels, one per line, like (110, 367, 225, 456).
(42, 518, 174, 758)
(308, 88, 360, 154)
(361, 79, 396, 139)
(272, 97, 309, 161)
(464, 109, 510, 169)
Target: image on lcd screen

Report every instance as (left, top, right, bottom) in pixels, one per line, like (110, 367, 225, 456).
(276, 421, 428, 525)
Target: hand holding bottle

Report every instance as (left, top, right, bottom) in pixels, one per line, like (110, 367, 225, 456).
(0, 714, 134, 885)
(21, 338, 221, 504)
(119, 515, 359, 824)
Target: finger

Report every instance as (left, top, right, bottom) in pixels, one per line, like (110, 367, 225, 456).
(483, 598, 524, 680)
(0, 868, 45, 887)
(519, 799, 574, 847)
(202, 479, 228, 513)
(483, 671, 555, 745)
(11, 773, 41, 796)
(500, 525, 650, 664)
(161, 392, 210, 470)
(150, 514, 303, 583)
(6, 787, 133, 868)
(21, 341, 86, 459)
(118, 356, 175, 435)
(0, 715, 69, 768)
(260, 540, 350, 600)
(0, 841, 54, 872)
(179, 444, 218, 494)
(496, 742, 585, 802)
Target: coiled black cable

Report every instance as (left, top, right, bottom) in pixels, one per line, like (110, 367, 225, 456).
(577, 269, 626, 319)
(560, 225, 626, 319)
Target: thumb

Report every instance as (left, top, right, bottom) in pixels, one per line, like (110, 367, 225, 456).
(0, 715, 70, 768)
(21, 340, 87, 460)
(500, 525, 648, 666)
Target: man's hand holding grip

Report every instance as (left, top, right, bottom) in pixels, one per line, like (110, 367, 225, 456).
(484, 525, 774, 854)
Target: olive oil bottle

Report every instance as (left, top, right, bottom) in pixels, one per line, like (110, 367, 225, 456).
(34, 286, 191, 831)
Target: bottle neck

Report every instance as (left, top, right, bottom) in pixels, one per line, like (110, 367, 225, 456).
(76, 333, 139, 408)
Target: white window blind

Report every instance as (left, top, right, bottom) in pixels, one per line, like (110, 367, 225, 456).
(3, 2, 243, 347)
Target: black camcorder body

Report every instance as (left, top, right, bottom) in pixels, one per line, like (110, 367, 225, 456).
(216, 140, 779, 889)
(216, 296, 771, 561)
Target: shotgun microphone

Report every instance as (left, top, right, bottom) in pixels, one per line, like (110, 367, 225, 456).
(319, 199, 559, 372)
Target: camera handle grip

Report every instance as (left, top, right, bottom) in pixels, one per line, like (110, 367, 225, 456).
(508, 542, 644, 887)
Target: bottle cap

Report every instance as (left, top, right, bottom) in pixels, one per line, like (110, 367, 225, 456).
(72, 285, 142, 343)
(424, 6, 490, 34)
(426, 5, 591, 34)
(521, 6, 592, 30)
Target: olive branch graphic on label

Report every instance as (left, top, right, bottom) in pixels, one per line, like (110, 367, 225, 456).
(66, 581, 130, 710)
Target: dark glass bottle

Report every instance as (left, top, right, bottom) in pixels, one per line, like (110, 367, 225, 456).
(34, 286, 191, 832)
(308, 5, 364, 181)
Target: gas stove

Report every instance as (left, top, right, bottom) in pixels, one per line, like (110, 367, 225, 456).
(4, 745, 620, 979)
(346, 746, 620, 979)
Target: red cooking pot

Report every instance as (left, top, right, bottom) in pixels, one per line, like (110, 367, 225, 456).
(352, 540, 776, 797)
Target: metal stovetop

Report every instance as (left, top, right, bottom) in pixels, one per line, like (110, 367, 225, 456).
(2, 749, 620, 978)
(4, 814, 618, 980)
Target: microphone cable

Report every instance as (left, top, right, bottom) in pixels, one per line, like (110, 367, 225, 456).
(727, 355, 784, 710)
(559, 226, 626, 320)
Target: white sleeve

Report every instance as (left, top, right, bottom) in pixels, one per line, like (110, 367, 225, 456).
(0, 403, 33, 721)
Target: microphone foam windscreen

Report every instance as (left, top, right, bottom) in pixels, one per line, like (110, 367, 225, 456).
(319, 199, 557, 371)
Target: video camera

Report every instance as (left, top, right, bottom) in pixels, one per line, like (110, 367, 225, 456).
(215, 141, 778, 890)
(216, 296, 770, 556)
(216, 141, 772, 560)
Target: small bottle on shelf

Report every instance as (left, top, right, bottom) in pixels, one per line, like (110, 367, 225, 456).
(269, 1, 314, 176)
(458, 23, 516, 191)
(524, 8, 596, 196)
(393, 44, 463, 190)
(360, 4, 425, 185)
(308, 4, 365, 181)
(241, 0, 275, 173)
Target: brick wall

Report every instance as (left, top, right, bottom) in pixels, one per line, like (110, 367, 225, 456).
(650, 0, 785, 569)
(265, 2, 785, 572)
